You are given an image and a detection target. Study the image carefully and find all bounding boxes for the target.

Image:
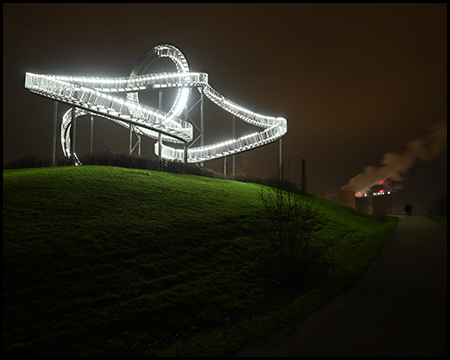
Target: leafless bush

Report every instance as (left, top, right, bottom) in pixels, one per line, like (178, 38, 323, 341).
(260, 159, 323, 292)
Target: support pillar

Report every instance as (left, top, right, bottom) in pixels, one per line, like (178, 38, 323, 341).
(224, 156, 227, 178)
(129, 125, 133, 154)
(184, 142, 188, 173)
(138, 134, 141, 156)
(200, 92, 204, 167)
(70, 107, 77, 163)
(159, 89, 163, 171)
(52, 101, 58, 166)
(279, 137, 283, 179)
(129, 125, 141, 156)
(232, 115, 235, 177)
(90, 115, 94, 155)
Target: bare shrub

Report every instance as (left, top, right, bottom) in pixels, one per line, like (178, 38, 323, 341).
(260, 159, 324, 294)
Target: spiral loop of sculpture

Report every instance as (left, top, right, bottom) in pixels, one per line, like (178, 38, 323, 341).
(25, 44, 287, 164)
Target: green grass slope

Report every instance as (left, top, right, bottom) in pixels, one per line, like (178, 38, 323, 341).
(3, 166, 398, 356)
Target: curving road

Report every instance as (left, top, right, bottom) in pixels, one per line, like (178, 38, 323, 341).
(237, 215, 447, 357)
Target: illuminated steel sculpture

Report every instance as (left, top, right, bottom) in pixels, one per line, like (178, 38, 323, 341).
(24, 44, 287, 164)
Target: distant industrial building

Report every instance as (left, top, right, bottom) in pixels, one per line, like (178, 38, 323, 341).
(327, 184, 393, 214)
(355, 192, 373, 214)
(317, 184, 393, 214)
(371, 184, 393, 214)
(355, 184, 392, 214)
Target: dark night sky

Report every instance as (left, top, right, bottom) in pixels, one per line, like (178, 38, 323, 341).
(3, 4, 447, 214)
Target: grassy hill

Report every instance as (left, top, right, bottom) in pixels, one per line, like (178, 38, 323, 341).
(3, 165, 398, 356)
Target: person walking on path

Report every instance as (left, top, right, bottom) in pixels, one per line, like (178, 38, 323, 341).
(407, 203, 413, 217)
(404, 203, 413, 217)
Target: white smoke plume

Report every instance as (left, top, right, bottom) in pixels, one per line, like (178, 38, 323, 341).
(340, 121, 447, 192)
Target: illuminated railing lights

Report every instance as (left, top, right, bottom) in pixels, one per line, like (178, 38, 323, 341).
(25, 44, 287, 163)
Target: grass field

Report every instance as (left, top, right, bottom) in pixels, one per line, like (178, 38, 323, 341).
(3, 165, 398, 356)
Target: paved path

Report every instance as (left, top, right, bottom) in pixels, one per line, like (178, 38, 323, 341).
(236, 216, 447, 357)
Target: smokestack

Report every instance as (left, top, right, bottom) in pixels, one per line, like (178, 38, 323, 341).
(301, 158, 306, 192)
(337, 190, 356, 209)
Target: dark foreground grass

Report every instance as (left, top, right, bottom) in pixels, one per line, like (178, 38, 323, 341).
(421, 214, 447, 230)
(3, 166, 398, 356)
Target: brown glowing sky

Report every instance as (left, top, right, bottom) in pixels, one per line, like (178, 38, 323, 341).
(3, 4, 447, 214)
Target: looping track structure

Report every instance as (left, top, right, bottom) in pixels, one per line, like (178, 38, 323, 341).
(25, 44, 287, 164)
